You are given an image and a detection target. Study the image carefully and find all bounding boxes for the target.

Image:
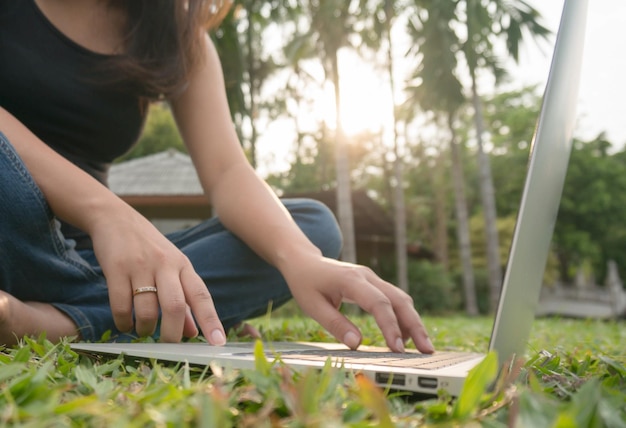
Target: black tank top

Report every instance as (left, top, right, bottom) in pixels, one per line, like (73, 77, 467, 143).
(0, 0, 148, 247)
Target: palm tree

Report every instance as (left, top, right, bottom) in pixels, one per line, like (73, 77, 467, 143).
(460, 0, 550, 311)
(284, 0, 365, 263)
(215, 1, 300, 168)
(361, 0, 410, 291)
(405, 0, 479, 315)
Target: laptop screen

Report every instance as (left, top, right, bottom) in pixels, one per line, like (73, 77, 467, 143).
(488, 0, 589, 364)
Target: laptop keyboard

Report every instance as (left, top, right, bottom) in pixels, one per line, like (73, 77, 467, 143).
(267, 349, 482, 370)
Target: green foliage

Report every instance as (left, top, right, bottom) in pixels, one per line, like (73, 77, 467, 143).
(265, 125, 337, 194)
(483, 87, 542, 217)
(468, 213, 514, 273)
(484, 88, 626, 286)
(406, 260, 461, 313)
(452, 351, 498, 421)
(516, 353, 626, 428)
(0, 318, 624, 426)
(554, 136, 626, 283)
(116, 103, 186, 162)
(404, 0, 465, 116)
(462, 267, 491, 314)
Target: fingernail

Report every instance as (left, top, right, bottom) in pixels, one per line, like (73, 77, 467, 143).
(211, 329, 226, 346)
(343, 331, 361, 350)
(395, 338, 406, 353)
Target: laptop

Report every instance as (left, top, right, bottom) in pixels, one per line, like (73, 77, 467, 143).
(71, 0, 589, 397)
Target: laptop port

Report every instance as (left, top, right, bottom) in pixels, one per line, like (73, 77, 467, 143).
(417, 377, 438, 389)
(375, 372, 406, 386)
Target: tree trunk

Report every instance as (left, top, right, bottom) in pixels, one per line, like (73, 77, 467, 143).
(392, 142, 408, 291)
(331, 50, 357, 264)
(448, 113, 479, 316)
(471, 81, 502, 312)
(384, 2, 408, 292)
(433, 153, 449, 270)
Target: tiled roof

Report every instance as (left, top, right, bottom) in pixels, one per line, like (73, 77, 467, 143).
(109, 149, 203, 196)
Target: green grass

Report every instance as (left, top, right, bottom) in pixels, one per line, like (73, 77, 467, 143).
(0, 316, 624, 427)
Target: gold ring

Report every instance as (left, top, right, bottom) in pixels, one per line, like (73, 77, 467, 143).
(133, 286, 158, 296)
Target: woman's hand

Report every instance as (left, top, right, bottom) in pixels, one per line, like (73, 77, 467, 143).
(88, 204, 226, 344)
(0, 108, 226, 344)
(281, 254, 435, 354)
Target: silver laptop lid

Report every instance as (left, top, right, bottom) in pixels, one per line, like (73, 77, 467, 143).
(489, 0, 589, 365)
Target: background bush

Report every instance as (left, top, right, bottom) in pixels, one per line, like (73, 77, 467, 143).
(407, 260, 461, 314)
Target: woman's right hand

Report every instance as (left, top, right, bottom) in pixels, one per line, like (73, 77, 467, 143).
(88, 202, 226, 344)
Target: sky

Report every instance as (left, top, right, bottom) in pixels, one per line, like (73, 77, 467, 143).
(514, 0, 626, 147)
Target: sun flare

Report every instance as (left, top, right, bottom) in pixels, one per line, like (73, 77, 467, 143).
(255, 51, 396, 177)
(318, 51, 395, 138)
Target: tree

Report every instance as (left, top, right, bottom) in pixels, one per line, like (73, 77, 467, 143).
(265, 122, 337, 193)
(482, 86, 542, 216)
(554, 135, 626, 283)
(361, 0, 411, 290)
(284, 0, 366, 263)
(215, 1, 292, 168)
(404, 135, 451, 270)
(460, 0, 550, 311)
(481, 88, 626, 288)
(404, 0, 479, 315)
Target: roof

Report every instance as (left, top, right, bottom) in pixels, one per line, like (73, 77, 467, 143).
(109, 150, 396, 242)
(285, 189, 394, 240)
(109, 149, 203, 196)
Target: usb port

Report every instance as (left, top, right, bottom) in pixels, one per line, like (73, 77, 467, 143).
(375, 372, 406, 386)
(417, 377, 438, 389)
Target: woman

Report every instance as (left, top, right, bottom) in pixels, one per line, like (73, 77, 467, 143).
(0, 0, 434, 354)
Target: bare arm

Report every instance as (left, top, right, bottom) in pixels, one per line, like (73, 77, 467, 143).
(0, 107, 226, 344)
(170, 36, 434, 354)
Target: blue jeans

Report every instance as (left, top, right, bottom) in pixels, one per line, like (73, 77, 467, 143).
(0, 132, 343, 341)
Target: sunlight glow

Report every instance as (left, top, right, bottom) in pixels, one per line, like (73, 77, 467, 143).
(318, 51, 395, 138)
(255, 51, 398, 177)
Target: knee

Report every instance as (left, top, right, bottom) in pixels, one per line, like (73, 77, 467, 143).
(285, 198, 343, 260)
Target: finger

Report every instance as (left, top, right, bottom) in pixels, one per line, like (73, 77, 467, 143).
(341, 279, 406, 352)
(180, 265, 226, 346)
(132, 285, 160, 337)
(236, 322, 261, 339)
(364, 272, 435, 354)
(155, 270, 187, 343)
(182, 305, 199, 339)
(395, 301, 435, 354)
(105, 271, 134, 333)
(301, 297, 362, 350)
(130, 269, 160, 337)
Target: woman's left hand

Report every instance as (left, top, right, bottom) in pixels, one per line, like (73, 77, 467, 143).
(280, 255, 435, 354)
